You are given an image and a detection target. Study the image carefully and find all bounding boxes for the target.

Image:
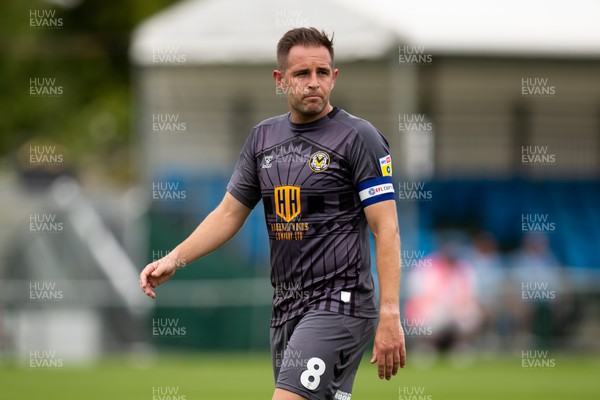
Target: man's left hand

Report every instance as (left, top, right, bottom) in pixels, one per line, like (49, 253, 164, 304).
(370, 309, 406, 380)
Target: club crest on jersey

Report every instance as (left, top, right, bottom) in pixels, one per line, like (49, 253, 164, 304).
(309, 151, 330, 173)
(379, 154, 392, 176)
(274, 185, 301, 222)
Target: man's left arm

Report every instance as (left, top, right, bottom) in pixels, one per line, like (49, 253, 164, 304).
(364, 199, 406, 380)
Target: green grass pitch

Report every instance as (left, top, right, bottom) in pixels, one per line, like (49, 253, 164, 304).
(1, 353, 598, 399)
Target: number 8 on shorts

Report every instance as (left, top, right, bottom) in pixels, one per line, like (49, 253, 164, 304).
(300, 357, 326, 390)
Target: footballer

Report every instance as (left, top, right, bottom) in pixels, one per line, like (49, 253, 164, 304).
(140, 27, 406, 400)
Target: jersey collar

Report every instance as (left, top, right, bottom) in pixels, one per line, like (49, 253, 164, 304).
(288, 107, 339, 131)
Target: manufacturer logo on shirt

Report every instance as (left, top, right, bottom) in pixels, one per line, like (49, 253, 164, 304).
(379, 154, 392, 176)
(261, 155, 273, 169)
(309, 151, 330, 173)
(274, 185, 301, 222)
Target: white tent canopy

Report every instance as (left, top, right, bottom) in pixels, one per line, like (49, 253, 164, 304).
(130, 0, 398, 66)
(131, 0, 600, 65)
(332, 0, 600, 57)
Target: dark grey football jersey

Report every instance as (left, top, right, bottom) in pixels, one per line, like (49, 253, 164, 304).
(227, 108, 395, 327)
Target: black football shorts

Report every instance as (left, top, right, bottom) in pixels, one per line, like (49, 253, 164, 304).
(270, 309, 377, 400)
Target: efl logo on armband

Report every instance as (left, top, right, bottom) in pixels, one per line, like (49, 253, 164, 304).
(379, 155, 392, 176)
(357, 176, 395, 207)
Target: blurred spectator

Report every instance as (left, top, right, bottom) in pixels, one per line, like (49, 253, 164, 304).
(510, 233, 561, 286)
(404, 238, 483, 356)
(466, 232, 506, 348)
(508, 233, 564, 348)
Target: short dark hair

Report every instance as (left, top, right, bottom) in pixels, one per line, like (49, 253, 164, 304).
(276, 27, 334, 71)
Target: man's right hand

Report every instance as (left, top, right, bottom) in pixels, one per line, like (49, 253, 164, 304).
(139, 256, 182, 299)
(138, 193, 252, 299)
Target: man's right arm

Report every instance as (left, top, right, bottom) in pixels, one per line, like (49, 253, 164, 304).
(139, 192, 252, 298)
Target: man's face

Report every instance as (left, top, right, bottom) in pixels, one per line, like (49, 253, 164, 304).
(273, 45, 338, 124)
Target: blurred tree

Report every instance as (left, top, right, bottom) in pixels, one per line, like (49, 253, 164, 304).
(0, 0, 181, 182)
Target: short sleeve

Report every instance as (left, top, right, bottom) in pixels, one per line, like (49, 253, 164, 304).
(227, 130, 261, 209)
(349, 125, 395, 208)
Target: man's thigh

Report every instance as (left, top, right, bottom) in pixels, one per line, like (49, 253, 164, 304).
(271, 310, 376, 400)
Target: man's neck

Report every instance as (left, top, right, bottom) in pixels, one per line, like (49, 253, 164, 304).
(290, 104, 334, 124)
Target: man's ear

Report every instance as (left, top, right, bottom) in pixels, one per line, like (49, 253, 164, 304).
(273, 69, 284, 88)
(331, 68, 339, 88)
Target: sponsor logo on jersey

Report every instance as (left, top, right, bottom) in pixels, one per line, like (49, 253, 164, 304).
(261, 155, 273, 169)
(334, 389, 351, 400)
(309, 151, 330, 173)
(379, 154, 392, 176)
(274, 185, 301, 222)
